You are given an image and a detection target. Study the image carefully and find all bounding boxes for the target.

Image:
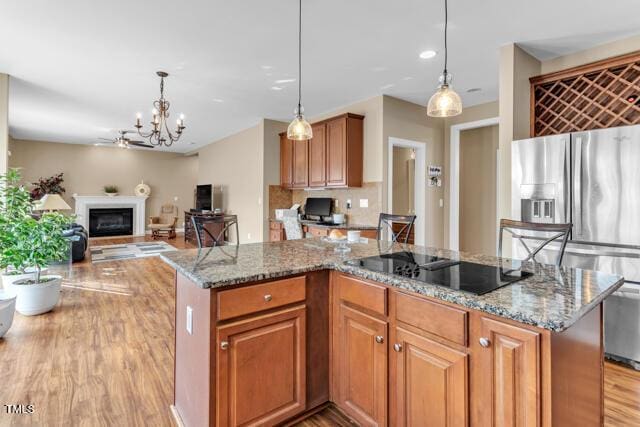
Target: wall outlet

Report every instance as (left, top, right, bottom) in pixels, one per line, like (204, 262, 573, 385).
(439, 199, 444, 208)
(359, 199, 369, 208)
(334, 199, 339, 208)
(346, 199, 352, 209)
(186, 306, 193, 335)
(247, 233, 251, 240)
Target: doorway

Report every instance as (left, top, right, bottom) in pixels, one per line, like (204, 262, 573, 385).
(459, 125, 499, 255)
(387, 138, 426, 246)
(448, 117, 500, 253)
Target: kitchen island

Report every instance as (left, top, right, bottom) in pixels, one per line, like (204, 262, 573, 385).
(161, 239, 623, 427)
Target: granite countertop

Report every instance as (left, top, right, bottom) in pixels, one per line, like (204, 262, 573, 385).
(160, 239, 624, 332)
(271, 218, 379, 231)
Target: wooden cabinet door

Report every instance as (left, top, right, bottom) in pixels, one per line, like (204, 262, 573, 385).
(216, 306, 306, 427)
(308, 123, 327, 187)
(326, 117, 348, 187)
(291, 139, 309, 188)
(336, 303, 387, 426)
(280, 135, 293, 188)
(478, 317, 540, 427)
(391, 327, 468, 427)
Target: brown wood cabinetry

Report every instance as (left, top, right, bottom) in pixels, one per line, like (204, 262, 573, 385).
(279, 113, 364, 189)
(476, 316, 540, 427)
(391, 326, 468, 427)
(309, 123, 327, 187)
(335, 304, 387, 426)
(280, 134, 293, 189)
(216, 306, 306, 426)
(292, 139, 309, 188)
(173, 269, 605, 427)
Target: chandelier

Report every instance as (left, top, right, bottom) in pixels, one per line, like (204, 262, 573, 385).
(134, 71, 186, 147)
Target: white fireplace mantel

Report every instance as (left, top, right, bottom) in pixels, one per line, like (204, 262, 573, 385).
(73, 195, 148, 237)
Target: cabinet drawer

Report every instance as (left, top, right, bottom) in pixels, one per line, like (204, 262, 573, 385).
(308, 226, 329, 237)
(337, 274, 387, 316)
(395, 292, 468, 346)
(270, 221, 283, 230)
(217, 276, 306, 321)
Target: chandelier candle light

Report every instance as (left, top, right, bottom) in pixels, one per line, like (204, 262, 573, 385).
(134, 71, 186, 147)
(287, 0, 313, 141)
(427, 0, 463, 117)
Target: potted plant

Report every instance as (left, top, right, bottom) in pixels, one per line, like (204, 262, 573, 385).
(0, 169, 40, 289)
(30, 172, 65, 201)
(104, 185, 119, 197)
(0, 169, 70, 316)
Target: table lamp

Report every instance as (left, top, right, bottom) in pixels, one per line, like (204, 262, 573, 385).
(35, 194, 72, 212)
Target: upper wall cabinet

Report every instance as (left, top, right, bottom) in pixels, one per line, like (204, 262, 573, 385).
(280, 113, 364, 189)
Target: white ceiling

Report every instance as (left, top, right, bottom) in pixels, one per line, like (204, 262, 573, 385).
(1, 0, 639, 153)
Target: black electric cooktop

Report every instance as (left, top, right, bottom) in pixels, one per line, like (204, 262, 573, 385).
(349, 252, 533, 296)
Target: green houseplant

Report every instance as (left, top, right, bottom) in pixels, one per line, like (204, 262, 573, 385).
(0, 169, 70, 315)
(104, 185, 119, 196)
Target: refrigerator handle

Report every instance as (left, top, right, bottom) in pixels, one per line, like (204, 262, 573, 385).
(574, 137, 583, 236)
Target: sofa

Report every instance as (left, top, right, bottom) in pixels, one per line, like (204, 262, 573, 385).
(62, 223, 88, 262)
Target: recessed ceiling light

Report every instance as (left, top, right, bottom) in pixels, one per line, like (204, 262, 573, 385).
(467, 87, 482, 93)
(419, 50, 437, 59)
(261, 65, 273, 70)
(212, 98, 224, 103)
(275, 78, 296, 84)
(380, 83, 396, 90)
(402, 76, 414, 81)
(271, 86, 283, 91)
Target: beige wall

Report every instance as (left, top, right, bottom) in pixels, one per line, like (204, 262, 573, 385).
(0, 74, 8, 175)
(541, 34, 640, 74)
(383, 95, 445, 247)
(197, 125, 262, 243)
(392, 147, 414, 216)
(443, 101, 499, 248)
(8, 139, 198, 228)
(459, 125, 499, 255)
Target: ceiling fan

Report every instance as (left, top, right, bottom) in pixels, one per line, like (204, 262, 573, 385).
(98, 130, 155, 149)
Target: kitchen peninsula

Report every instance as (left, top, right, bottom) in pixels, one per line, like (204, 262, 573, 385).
(161, 239, 623, 427)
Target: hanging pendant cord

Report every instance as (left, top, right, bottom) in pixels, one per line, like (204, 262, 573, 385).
(297, 0, 302, 114)
(443, 0, 448, 76)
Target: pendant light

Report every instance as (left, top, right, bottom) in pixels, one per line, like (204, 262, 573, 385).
(287, 0, 313, 140)
(427, 0, 462, 117)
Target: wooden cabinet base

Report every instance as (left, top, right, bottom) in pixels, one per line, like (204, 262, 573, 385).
(173, 270, 605, 427)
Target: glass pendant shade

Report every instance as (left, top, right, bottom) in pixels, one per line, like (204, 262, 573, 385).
(427, 74, 462, 117)
(287, 112, 313, 140)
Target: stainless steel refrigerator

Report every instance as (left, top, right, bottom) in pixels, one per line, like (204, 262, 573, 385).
(512, 124, 640, 367)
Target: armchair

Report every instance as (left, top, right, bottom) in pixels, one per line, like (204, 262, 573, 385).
(148, 204, 178, 239)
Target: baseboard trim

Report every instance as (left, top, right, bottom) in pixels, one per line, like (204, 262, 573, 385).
(170, 405, 185, 427)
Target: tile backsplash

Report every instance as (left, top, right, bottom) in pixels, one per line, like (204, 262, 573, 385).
(291, 182, 383, 225)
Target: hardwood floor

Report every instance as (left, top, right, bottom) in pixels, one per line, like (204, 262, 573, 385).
(0, 234, 639, 426)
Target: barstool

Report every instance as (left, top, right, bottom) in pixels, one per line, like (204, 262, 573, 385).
(191, 214, 239, 248)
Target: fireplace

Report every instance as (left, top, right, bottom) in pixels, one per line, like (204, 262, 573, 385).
(89, 208, 134, 237)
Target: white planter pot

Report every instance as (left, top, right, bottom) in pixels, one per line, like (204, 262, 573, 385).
(0, 290, 16, 338)
(1, 268, 48, 290)
(7, 275, 62, 316)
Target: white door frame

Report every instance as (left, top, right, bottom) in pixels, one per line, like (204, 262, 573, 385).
(449, 117, 499, 251)
(387, 137, 426, 246)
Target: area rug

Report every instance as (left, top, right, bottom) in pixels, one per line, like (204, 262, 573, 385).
(90, 241, 178, 263)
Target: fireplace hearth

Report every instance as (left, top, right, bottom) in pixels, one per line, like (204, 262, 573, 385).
(89, 208, 134, 237)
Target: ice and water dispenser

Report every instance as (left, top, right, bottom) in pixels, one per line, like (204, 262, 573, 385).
(519, 184, 557, 224)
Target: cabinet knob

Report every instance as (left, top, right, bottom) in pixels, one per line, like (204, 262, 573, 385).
(393, 343, 403, 352)
(479, 337, 491, 348)
(375, 335, 384, 344)
(220, 341, 229, 350)
(264, 294, 272, 302)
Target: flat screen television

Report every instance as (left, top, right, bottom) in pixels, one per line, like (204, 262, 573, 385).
(305, 197, 332, 219)
(195, 184, 212, 211)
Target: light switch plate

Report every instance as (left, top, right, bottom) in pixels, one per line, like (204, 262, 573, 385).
(359, 199, 368, 208)
(186, 306, 193, 335)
